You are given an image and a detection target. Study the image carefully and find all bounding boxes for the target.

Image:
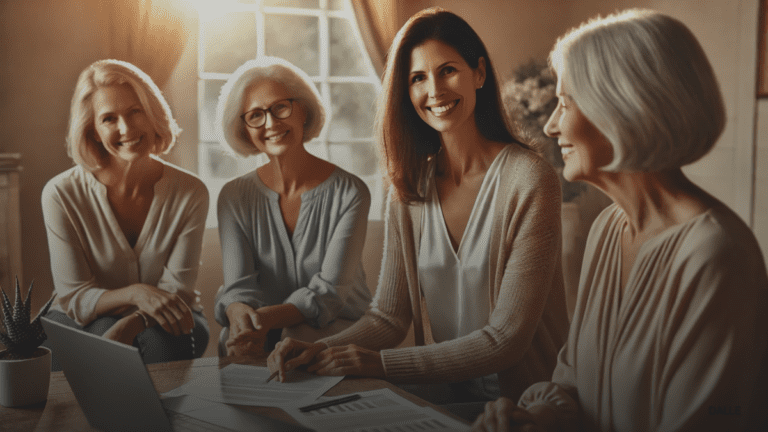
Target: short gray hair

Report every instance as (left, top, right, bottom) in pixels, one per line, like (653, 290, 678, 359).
(549, 9, 725, 172)
(216, 57, 327, 157)
(66, 59, 181, 170)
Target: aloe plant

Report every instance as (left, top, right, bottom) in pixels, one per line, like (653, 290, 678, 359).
(0, 278, 56, 360)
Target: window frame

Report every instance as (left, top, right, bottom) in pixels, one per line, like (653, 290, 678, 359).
(195, 0, 384, 227)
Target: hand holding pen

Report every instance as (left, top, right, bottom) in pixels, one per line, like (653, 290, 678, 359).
(267, 338, 327, 383)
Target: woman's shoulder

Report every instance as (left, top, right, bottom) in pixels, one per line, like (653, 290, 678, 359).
(497, 144, 560, 191)
(154, 160, 209, 210)
(219, 168, 263, 200)
(323, 165, 371, 201)
(158, 159, 207, 192)
(681, 204, 764, 266)
(42, 165, 92, 202)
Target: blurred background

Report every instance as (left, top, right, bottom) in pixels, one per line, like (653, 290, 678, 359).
(1, 0, 766, 357)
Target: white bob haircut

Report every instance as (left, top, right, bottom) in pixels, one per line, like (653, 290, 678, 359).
(216, 57, 327, 157)
(66, 59, 181, 170)
(549, 9, 726, 172)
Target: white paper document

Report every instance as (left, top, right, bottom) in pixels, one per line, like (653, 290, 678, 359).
(161, 364, 344, 407)
(284, 388, 470, 432)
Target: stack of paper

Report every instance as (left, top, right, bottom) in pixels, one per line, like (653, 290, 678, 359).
(285, 388, 470, 432)
(162, 364, 344, 407)
(162, 364, 470, 431)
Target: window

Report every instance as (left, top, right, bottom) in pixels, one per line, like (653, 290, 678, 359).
(195, 0, 383, 227)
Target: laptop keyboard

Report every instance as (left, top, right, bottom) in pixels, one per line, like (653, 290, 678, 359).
(166, 409, 237, 432)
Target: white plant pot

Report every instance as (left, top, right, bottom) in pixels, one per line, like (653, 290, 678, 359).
(0, 346, 52, 407)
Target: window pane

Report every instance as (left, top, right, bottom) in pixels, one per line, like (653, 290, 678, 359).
(329, 0, 346, 10)
(330, 18, 367, 76)
(202, 142, 239, 179)
(328, 83, 377, 140)
(304, 140, 328, 160)
(265, 14, 319, 76)
(262, 0, 319, 8)
(202, 12, 258, 74)
(200, 80, 226, 142)
(328, 142, 378, 177)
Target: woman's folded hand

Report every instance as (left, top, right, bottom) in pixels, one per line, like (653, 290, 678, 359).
(130, 283, 194, 336)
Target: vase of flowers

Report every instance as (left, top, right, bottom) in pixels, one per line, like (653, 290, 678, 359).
(501, 59, 585, 202)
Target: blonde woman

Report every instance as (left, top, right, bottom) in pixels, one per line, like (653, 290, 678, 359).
(42, 59, 209, 369)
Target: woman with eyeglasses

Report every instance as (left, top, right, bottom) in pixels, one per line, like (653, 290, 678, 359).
(213, 57, 372, 357)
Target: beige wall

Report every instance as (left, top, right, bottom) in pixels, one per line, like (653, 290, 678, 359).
(2, 0, 765, 327)
(0, 1, 103, 300)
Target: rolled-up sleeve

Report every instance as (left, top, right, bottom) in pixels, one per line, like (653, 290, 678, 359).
(283, 182, 370, 327)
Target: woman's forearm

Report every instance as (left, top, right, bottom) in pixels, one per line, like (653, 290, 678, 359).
(93, 284, 139, 316)
(257, 303, 305, 329)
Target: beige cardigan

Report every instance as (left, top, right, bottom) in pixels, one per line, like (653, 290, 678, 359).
(321, 144, 570, 400)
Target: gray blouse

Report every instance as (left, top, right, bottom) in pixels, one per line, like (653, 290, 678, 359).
(214, 166, 372, 329)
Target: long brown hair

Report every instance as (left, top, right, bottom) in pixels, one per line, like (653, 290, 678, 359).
(377, 7, 527, 203)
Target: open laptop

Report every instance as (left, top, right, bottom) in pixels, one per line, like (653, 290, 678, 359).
(41, 317, 313, 432)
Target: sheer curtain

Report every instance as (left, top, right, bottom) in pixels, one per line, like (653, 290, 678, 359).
(351, 0, 400, 76)
(97, 0, 193, 87)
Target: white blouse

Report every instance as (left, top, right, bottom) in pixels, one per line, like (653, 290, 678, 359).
(418, 145, 511, 397)
(42, 159, 209, 326)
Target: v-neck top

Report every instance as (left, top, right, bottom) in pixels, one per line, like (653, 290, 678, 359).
(518, 203, 768, 431)
(42, 159, 209, 326)
(419, 145, 509, 343)
(213, 166, 372, 329)
(320, 143, 569, 401)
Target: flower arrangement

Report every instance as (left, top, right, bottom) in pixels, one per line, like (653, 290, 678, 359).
(502, 59, 585, 202)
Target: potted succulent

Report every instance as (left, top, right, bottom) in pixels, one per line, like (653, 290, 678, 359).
(0, 278, 56, 407)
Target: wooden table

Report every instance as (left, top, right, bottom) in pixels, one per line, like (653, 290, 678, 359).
(0, 356, 469, 431)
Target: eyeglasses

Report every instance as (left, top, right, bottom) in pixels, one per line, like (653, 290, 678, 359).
(240, 98, 296, 129)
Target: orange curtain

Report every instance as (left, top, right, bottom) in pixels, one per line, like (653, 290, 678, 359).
(351, 0, 400, 76)
(97, 0, 194, 88)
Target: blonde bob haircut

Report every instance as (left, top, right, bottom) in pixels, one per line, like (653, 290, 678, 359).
(549, 9, 726, 172)
(66, 59, 181, 170)
(216, 57, 326, 157)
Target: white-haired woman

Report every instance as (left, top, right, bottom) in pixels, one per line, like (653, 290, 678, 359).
(42, 59, 210, 369)
(213, 57, 372, 357)
(473, 9, 768, 432)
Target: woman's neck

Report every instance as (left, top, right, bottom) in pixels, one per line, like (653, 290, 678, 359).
(594, 169, 714, 237)
(260, 147, 324, 195)
(437, 119, 503, 184)
(94, 156, 163, 198)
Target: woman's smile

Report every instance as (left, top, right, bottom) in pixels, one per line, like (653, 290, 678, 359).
(427, 99, 459, 116)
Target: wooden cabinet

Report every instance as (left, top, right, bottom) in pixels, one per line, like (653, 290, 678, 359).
(0, 154, 22, 292)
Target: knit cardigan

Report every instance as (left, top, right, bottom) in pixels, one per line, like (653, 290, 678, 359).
(320, 144, 570, 400)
